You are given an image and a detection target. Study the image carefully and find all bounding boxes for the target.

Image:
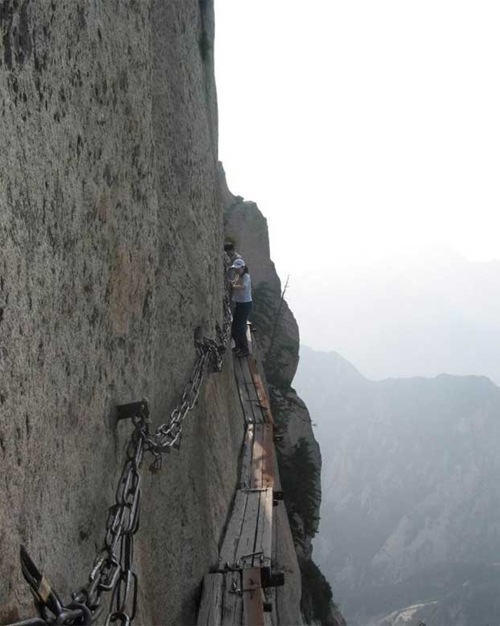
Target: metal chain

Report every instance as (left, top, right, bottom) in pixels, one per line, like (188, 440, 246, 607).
(13, 292, 233, 626)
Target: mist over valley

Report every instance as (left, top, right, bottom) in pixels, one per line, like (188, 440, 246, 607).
(294, 345, 500, 626)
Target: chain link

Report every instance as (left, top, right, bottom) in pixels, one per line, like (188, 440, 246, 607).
(13, 291, 233, 626)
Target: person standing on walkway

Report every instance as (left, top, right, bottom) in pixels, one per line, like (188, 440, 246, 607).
(231, 258, 252, 357)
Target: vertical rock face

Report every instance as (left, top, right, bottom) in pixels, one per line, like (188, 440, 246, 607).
(1, 4, 344, 625)
(1, 2, 243, 624)
(221, 179, 298, 389)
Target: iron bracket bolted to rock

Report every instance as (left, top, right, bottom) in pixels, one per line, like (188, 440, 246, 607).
(9, 296, 233, 626)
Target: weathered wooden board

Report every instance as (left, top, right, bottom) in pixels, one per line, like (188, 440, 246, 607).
(221, 570, 243, 626)
(251, 424, 275, 489)
(219, 491, 249, 568)
(197, 573, 223, 626)
(235, 490, 261, 566)
(235, 357, 260, 424)
(253, 488, 273, 570)
(239, 423, 254, 489)
(242, 568, 264, 626)
(200, 325, 281, 626)
(246, 325, 254, 355)
(251, 424, 265, 488)
(250, 368, 275, 425)
(261, 423, 275, 489)
(234, 367, 251, 423)
(240, 363, 264, 423)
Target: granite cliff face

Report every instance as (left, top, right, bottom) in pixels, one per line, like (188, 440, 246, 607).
(295, 347, 500, 626)
(0, 3, 339, 626)
(0, 2, 239, 624)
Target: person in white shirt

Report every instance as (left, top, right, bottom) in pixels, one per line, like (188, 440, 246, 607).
(230, 258, 252, 357)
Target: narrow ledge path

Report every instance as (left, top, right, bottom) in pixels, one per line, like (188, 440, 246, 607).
(197, 327, 284, 626)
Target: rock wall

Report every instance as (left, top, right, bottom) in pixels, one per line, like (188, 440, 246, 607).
(0, 3, 343, 625)
(0, 2, 243, 624)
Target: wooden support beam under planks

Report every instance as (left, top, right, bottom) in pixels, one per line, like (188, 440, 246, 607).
(197, 573, 224, 626)
(242, 568, 265, 626)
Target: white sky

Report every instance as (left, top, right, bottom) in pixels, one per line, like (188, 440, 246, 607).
(215, 0, 500, 280)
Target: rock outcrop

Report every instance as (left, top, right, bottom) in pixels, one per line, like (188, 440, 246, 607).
(223, 175, 344, 626)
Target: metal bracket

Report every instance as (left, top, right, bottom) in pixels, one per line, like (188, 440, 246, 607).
(116, 399, 149, 421)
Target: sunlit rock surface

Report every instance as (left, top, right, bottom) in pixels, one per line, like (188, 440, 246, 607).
(0, 2, 241, 624)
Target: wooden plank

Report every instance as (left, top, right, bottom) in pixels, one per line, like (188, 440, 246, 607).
(250, 368, 275, 426)
(246, 324, 254, 355)
(251, 424, 265, 489)
(235, 357, 259, 424)
(242, 382, 261, 412)
(234, 359, 256, 425)
(239, 424, 254, 489)
(239, 358, 260, 402)
(261, 424, 275, 489)
(237, 346, 267, 425)
(251, 425, 275, 490)
(242, 568, 264, 626)
(253, 488, 273, 570)
(235, 491, 260, 566)
(197, 573, 223, 626)
(222, 570, 243, 626)
(234, 353, 247, 385)
(219, 491, 249, 568)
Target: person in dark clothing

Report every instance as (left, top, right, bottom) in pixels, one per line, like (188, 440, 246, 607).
(230, 258, 252, 357)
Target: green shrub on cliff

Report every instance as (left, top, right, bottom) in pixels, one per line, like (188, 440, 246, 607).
(279, 437, 320, 540)
(300, 557, 338, 625)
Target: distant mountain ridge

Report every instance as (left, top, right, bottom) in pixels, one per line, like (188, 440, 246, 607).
(294, 346, 500, 626)
(288, 251, 500, 384)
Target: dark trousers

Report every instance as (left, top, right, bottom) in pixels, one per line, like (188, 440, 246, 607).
(231, 301, 252, 352)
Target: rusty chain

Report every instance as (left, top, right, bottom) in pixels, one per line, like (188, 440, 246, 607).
(12, 293, 232, 626)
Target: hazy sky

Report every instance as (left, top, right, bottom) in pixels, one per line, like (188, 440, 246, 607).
(215, 0, 500, 279)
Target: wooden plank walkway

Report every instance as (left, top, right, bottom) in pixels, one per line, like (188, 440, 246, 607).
(198, 324, 282, 626)
(197, 573, 224, 626)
